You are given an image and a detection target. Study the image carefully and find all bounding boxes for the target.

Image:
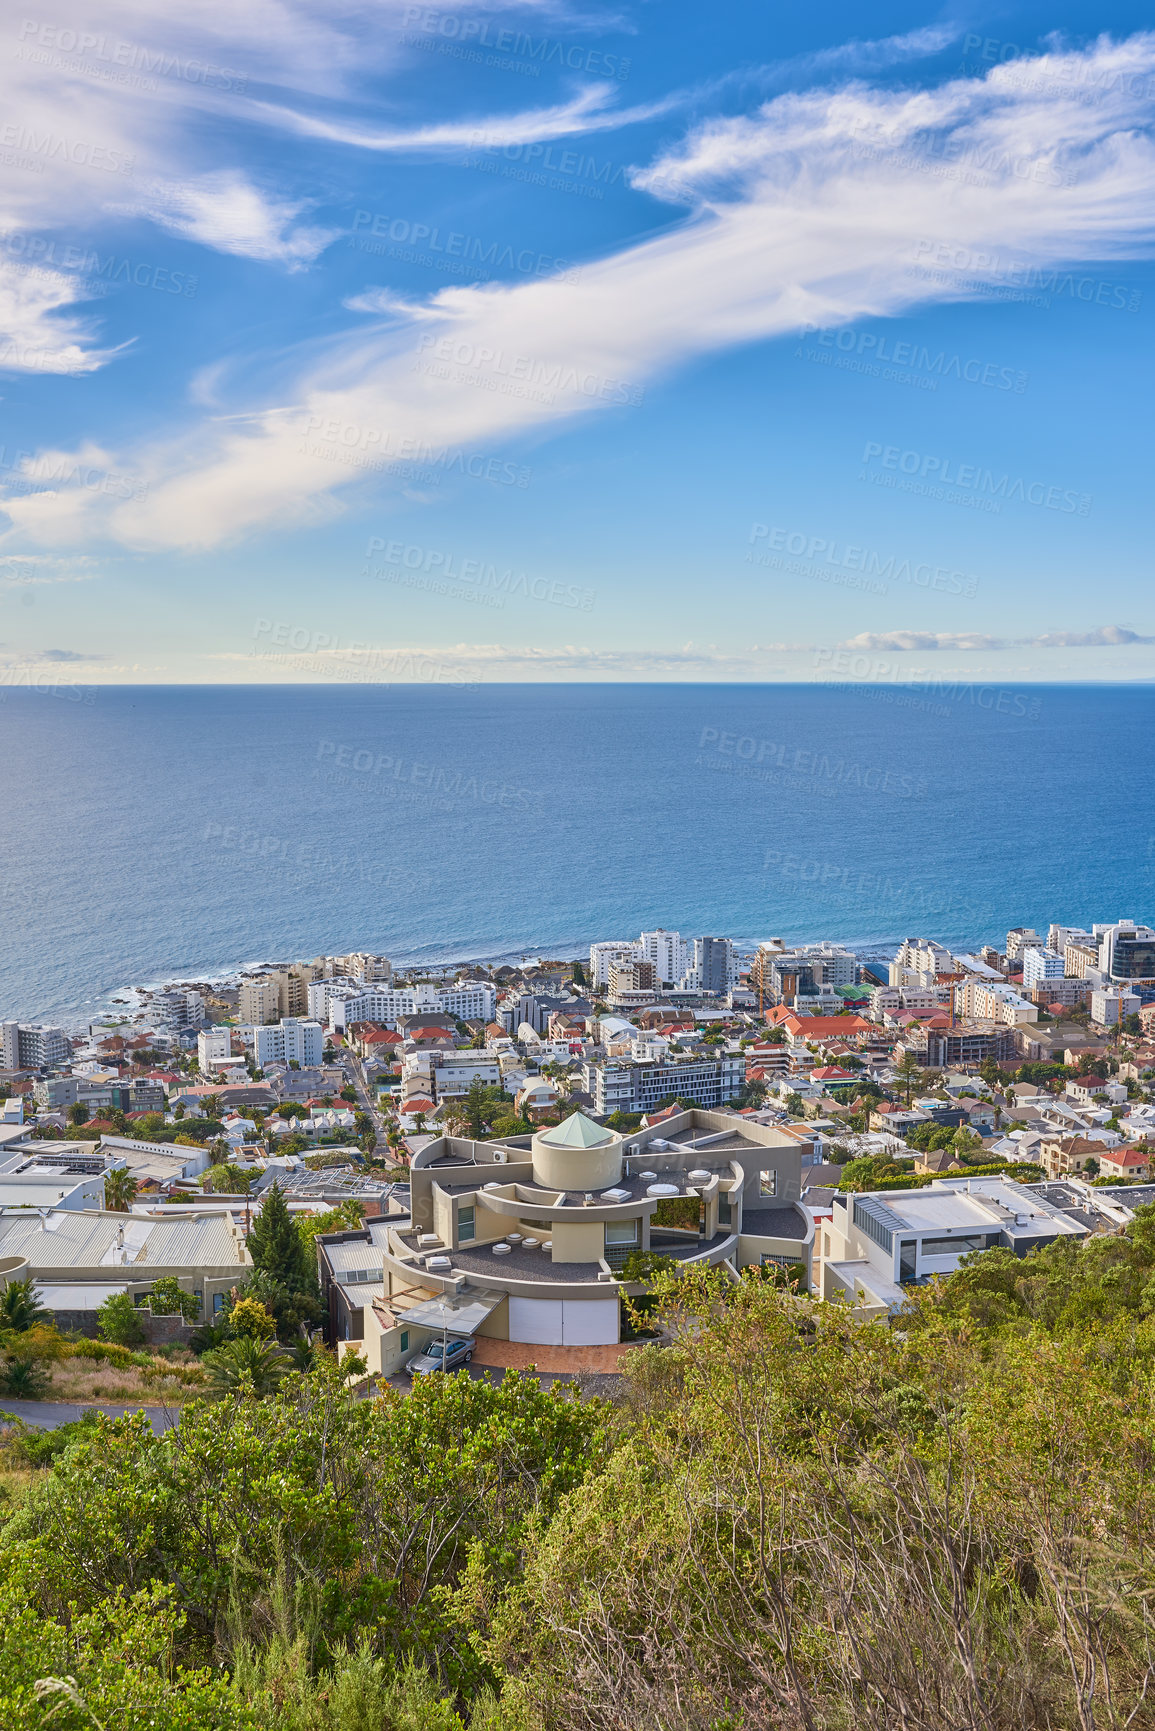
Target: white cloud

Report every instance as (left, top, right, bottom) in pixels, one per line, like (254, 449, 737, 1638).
(124, 171, 336, 267)
(7, 33, 1155, 547)
(841, 626, 1154, 651)
(841, 631, 1004, 652)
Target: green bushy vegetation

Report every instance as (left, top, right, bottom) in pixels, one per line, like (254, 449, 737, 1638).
(4, 1202, 1155, 1726)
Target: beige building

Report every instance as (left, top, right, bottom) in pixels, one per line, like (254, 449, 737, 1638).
(320, 1109, 813, 1376)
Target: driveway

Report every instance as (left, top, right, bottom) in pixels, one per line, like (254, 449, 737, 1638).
(0, 1400, 177, 1433)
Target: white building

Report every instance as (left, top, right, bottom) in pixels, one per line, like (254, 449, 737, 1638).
(1021, 948, 1066, 990)
(254, 1017, 325, 1068)
(1005, 927, 1045, 961)
(1048, 924, 1094, 955)
(148, 989, 205, 1030)
(0, 1023, 72, 1069)
(311, 979, 496, 1032)
(197, 1027, 233, 1072)
(818, 1176, 1091, 1317)
(589, 942, 638, 989)
(1090, 987, 1141, 1028)
(955, 979, 1038, 1026)
(637, 929, 687, 987)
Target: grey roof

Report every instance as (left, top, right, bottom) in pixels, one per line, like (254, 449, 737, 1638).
(0, 1208, 246, 1271)
(741, 1206, 809, 1242)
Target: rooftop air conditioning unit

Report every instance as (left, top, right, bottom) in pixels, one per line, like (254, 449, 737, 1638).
(494, 1149, 507, 1164)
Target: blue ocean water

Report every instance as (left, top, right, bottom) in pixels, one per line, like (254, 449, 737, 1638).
(1, 682, 1153, 1022)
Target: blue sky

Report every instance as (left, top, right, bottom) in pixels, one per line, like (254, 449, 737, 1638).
(1, 0, 1154, 684)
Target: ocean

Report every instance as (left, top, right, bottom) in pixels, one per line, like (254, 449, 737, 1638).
(2, 682, 1152, 1023)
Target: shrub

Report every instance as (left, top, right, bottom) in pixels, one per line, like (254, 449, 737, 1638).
(97, 1292, 145, 1347)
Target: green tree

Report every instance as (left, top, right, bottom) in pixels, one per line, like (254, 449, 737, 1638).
(147, 1276, 200, 1322)
(0, 1275, 50, 1333)
(202, 1334, 289, 1398)
(103, 1166, 139, 1212)
(228, 1297, 276, 1340)
(246, 1183, 320, 1340)
(97, 1291, 145, 1346)
(66, 1101, 90, 1126)
(895, 1048, 922, 1104)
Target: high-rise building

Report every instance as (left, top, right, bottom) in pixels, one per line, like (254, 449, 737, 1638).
(197, 1027, 232, 1071)
(1099, 922, 1155, 985)
(253, 1018, 325, 1068)
(1005, 927, 1045, 961)
(589, 942, 638, 989)
(1021, 948, 1065, 991)
(238, 977, 281, 1025)
(1, 1022, 72, 1069)
(637, 930, 686, 987)
(689, 936, 735, 996)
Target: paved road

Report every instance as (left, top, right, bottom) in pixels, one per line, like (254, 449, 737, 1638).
(0, 1400, 177, 1433)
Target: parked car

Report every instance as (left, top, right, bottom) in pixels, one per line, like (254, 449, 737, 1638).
(408, 1336, 474, 1377)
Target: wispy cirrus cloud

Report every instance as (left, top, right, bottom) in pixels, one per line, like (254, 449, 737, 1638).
(6, 34, 1155, 549)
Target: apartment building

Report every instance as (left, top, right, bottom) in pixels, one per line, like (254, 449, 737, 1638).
(1065, 939, 1103, 979)
(1049, 924, 1094, 955)
(147, 990, 205, 1030)
(589, 942, 639, 989)
(636, 929, 687, 987)
(238, 977, 281, 1026)
(1004, 927, 1045, 961)
(955, 978, 1038, 1026)
(334, 953, 392, 983)
(253, 1017, 325, 1068)
(1021, 948, 1066, 991)
(682, 936, 735, 996)
(309, 979, 497, 1031)
(607, 960, 657, 1008)
(583, 1051, 744, 1115)
(1090, 987, 1141, 1027)
(889, 938, 955, 989)
(0, 1022, 72, 1070)
(1099, 921, 1155, 986)
(197, 1027, 232, 1071)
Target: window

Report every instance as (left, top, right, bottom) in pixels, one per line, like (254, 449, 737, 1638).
(759, 1169, 777, 1196)
(458, 1205, 475, 1243)
(400, 1331, 409, 1352)
(605, 1220, 639, 1246)
(899, 1240, 917, 1284)
(918, 1234, 993, 1258)
(718, 1189, 732, 1226)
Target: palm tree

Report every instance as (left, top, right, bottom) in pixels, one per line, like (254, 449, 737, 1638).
(202, 1335, 289, 1398)
(103, 1167, 139, 1212)
(0, 1276, 50, 1333)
